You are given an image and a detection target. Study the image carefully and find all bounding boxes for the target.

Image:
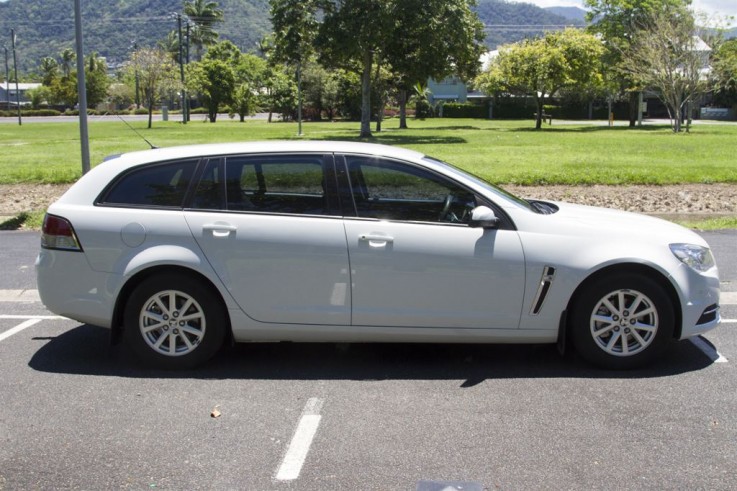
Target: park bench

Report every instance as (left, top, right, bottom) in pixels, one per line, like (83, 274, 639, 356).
(533, 112, 553, 125)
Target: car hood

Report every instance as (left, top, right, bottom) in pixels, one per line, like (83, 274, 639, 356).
(538, 201, 709, 247)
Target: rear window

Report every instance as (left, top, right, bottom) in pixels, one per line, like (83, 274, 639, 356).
(99, 160, 198, 208)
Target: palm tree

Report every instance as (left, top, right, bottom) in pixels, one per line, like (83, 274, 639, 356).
(60, 48, 76, 78)
(40, 57, 59, 86)
(184, 0, 224, 60)
(158, 30, 182, 63)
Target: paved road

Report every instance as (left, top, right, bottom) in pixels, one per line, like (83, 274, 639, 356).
(0, 113, 270, 124)
(1, 230, 736, 489)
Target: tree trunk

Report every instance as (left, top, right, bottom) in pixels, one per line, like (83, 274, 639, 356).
(535, 97, 543, 130)
(398, 89, 408, 129)
(628, 92, 638, 127)
(360, 50, 372, 138)
(147, 105, 153, 129)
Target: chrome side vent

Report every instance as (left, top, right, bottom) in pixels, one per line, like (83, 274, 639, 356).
(530, 266, 556, 315)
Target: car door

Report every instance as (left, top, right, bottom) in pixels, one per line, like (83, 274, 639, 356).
(184, 154, 351, 326)
(340, 155, 525, 329)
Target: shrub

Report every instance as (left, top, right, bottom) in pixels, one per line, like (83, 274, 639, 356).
(441, 103, 487, 118)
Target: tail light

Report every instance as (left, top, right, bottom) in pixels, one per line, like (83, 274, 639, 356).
(41, 214, 83, 251)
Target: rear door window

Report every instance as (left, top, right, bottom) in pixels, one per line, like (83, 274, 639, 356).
(217, 155, 333, 215)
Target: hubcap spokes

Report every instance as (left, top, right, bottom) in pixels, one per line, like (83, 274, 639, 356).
(139, 290, 206, 357)
(590, 289, 658, 357)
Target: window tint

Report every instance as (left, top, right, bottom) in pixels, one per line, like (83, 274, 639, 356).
(346, 156, 477, 224)
(223, 155, 329, 215)
(191, 159, 223, 210)
(100, 160, 198, 207)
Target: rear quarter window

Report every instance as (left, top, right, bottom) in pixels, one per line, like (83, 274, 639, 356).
(98, 159, 198, 208)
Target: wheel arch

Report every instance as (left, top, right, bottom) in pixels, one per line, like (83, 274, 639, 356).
(563, 262, 683, 342)
(110, 265, 232, 345)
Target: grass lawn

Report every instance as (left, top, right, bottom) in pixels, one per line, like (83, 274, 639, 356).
(1, 117, 736, 185)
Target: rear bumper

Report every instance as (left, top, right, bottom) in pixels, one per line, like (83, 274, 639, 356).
(36, 249, 117, 328)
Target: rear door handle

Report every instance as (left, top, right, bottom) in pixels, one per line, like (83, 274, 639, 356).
(203, 222, 237, 237)
(359, 234, 394, 247)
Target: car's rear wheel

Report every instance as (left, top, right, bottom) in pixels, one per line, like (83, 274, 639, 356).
(123, 273, 227, 369)
(571, 274, 674, 369)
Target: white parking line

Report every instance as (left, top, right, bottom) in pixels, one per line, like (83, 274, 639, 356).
(0, 315, 67, 320)
(0, 289, 41, 302)
(722, 291, 737, 305)
(0, 318, 43, 343)
(691, 336, 728, 363)
(275, 397, 324, 481)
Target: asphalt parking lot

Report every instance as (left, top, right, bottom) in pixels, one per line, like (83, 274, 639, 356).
(1, 230, 736, 490)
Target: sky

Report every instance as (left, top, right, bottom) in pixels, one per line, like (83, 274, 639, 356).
(514, 0, 737, 26)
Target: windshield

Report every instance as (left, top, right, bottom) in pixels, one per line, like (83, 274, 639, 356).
(422, 156, 536, 212)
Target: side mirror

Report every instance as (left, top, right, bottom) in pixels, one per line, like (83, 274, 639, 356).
(469, 206, 500, 229)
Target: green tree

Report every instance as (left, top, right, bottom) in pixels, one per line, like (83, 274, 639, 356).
(25, 86, 51, 109)
(230, 82, 259, 122)
(158, 31, 182, 63)
(476, 29, 604, 129)
(386, 0, 485, 129)
(620, 7, 709, 132)
(184, 0, 224, 60)
(60, 48, 75, 78)
(317, 0, 394, 137)
(128, 47, 180, 128)
(585, 0, 691, 126)
(263, 66, 297, 121)
(712, 38, 737, 108)
(39, 57, 59, 86)
(187, 58, 236, 122)
(85, 52, 110, 107)
(269, 0, 320, 132)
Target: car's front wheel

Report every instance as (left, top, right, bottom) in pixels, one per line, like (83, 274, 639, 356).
(571, 273, 675, 369)
(123, 273, 227, 369)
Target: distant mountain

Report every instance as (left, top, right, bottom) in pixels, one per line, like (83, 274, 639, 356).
(0, 0, 271, 73)
(545, 6, 588, 23)
(1, 0, 584, 75)
(476, 0, 585, 49)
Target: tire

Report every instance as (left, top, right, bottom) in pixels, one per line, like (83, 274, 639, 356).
(570, 273, 674, 369)
(123, 273, 227, 369)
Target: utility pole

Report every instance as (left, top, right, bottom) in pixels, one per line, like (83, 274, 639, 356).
(3, 47, 9, 109)
(73, 0, 90, 174)
(177, 13, 187, 125)
(10, 29, 21, 125)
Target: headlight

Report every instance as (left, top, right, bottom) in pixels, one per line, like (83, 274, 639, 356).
(670, 243, 715, 272)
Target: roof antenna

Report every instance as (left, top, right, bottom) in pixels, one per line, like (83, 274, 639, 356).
(116, 114, 158, 149)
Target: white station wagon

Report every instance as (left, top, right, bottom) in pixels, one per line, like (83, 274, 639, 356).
(36, 141, 721, 369)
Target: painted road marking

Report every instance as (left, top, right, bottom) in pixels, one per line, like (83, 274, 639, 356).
(0, 315, 67, 320)
(275, 397, 324, 481)
(0, 318, 43, 343)
(722, 291, 737, 305)
(691, 336, 728, 363)
(0, 289, 41, 302)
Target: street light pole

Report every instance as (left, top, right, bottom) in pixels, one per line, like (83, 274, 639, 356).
(133, 41, 140, 109)
(73, 0, 90, 174)
(185, 19, 191, 122)
(10, 29, 21, 126)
